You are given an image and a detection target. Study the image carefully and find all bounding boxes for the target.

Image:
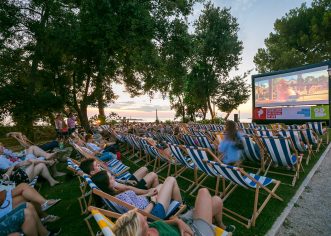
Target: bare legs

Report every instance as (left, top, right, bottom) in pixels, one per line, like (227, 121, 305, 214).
(133, 167, 159, 188)
(156, 177, 182, 211)
(25, 163, 59, 186)
(26, 145, 57, 160)
(194, 188, 226, 229)
(22, 203, 49, 236)
(11, 183, 58, 208)
(12, 183, 46, 207)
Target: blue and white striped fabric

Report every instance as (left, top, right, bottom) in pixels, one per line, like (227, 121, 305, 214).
(287, 124, 301, 130)
(256, 125, 269, 131)
(260, 137, 297, 166)
(143, 144, 169, 163)
(196, 135, 215, 150)
(301, 129, 318, 146)
(183, 134, 197, 147)
(208, 161, 273, 188)
(255, 130, 273, 136)
(279, 130, 306, 152)
(242, 128, 255, 135)
(184, 146, 217, 176)
(168, 144, 195, 169)
(248, 123, 257, 129)
(241, 135, 261, 163)
(307, 122, 324, 135)
(82, 174, 98, 190)
(237, 122, 245, 129)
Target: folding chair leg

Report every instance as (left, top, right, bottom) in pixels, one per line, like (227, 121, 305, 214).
(84, 214, 95, 236)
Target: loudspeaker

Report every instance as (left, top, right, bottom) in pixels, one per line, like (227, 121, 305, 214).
(234, 114, 239, 122)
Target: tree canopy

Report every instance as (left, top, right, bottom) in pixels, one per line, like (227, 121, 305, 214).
(254, 0, 331, 73)
(0, 0, 251, 130)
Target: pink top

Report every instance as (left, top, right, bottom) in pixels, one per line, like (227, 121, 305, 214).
(67, 117, 76, 128)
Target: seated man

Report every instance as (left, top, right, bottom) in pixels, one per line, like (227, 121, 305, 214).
(80, 158, 159, 190)
(113, 188, 235, 236)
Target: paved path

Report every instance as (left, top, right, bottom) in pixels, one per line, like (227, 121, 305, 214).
(277, 148, 331, 236)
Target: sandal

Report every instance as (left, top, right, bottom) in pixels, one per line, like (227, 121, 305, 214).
(41, 199, 61, 211)
(41, 215, 60, 223)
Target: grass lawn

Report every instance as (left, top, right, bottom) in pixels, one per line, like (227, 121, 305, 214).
(1, 134, 329, 236)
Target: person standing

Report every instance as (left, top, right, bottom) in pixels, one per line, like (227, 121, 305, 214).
(67, 113, 76, 135)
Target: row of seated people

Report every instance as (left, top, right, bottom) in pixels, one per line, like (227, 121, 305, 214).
(0, 132, 67, 235)
(78, 158, 236, 235)
(0, 183, 61, 235)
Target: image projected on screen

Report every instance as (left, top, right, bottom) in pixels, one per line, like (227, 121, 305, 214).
(255, 66, 329, 107)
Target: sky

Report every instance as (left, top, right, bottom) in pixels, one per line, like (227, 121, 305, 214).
(87, 0, 313, 122)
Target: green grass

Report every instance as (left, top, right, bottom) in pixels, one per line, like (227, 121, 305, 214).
(1, 135, 329, 236)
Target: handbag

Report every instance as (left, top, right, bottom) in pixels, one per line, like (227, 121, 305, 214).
(11, 168, 30, 185)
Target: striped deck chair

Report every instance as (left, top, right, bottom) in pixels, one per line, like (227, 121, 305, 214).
(258, 136, 303, 186)
(241, 128, 255, 135)
(287, 124, 301, 130)
(89, 207, 115, 236)
(255, 130, 274, 137)
(182, 134, 198, 147)
(256, 124, 269, 130)
(306, 121, 328, 144)
(143, 144, 173, 176)
(182, 146, 223, 196)
(71, 142, 130, 177)
(248, 123, 257, 129)
(237, 122, 245, 129)
(88, 206, 232, 236)
(168, 143, 202, 192)
(300, 128, 323, 153)
(207, 161, 282, 228)
(279, 129, 312, 165)
(87, 188, 185, 235)
(241, 135, 264, 171)
(196, 135, 215, 151)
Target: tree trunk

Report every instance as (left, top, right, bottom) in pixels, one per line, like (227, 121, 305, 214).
(207, 97, 215, 120)
(224, 112, 230, 120)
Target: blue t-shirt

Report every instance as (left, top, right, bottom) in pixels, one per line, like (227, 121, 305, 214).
(218, 132, 243, 164)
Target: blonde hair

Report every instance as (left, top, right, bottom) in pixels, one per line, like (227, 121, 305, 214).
(113, 209, 142, 236)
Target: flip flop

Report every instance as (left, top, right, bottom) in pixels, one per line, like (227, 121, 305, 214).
(41, 199, 61, 211)
(41, 215, 60, 223)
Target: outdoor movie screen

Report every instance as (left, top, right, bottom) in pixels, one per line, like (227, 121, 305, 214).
(254, 65, 329, 107)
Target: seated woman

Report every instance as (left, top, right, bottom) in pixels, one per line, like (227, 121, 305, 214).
(0, 202, 61, 236)
(217, 120, 243, 165)
(80, 158, 159, 190)
(92, 171, 182, 220)
(0, 140, 65, 177)
(0, 183, 61, 235)
(113, 188, 235, 236)
(0, 145, 60, 186)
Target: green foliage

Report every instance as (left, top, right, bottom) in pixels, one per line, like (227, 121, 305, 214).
(254, 0, 331, 73)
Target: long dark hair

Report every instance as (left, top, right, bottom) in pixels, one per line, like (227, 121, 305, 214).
(225, 120, 238, 141)
(91, 170, 115, 195)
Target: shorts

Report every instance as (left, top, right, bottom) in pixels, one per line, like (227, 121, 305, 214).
(0, 190, 13, 219)
(129, 175, 147, 190)
(180, 209, 214, 236)
(0, 202, 26, 235)
(150, 203, 166, 219)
